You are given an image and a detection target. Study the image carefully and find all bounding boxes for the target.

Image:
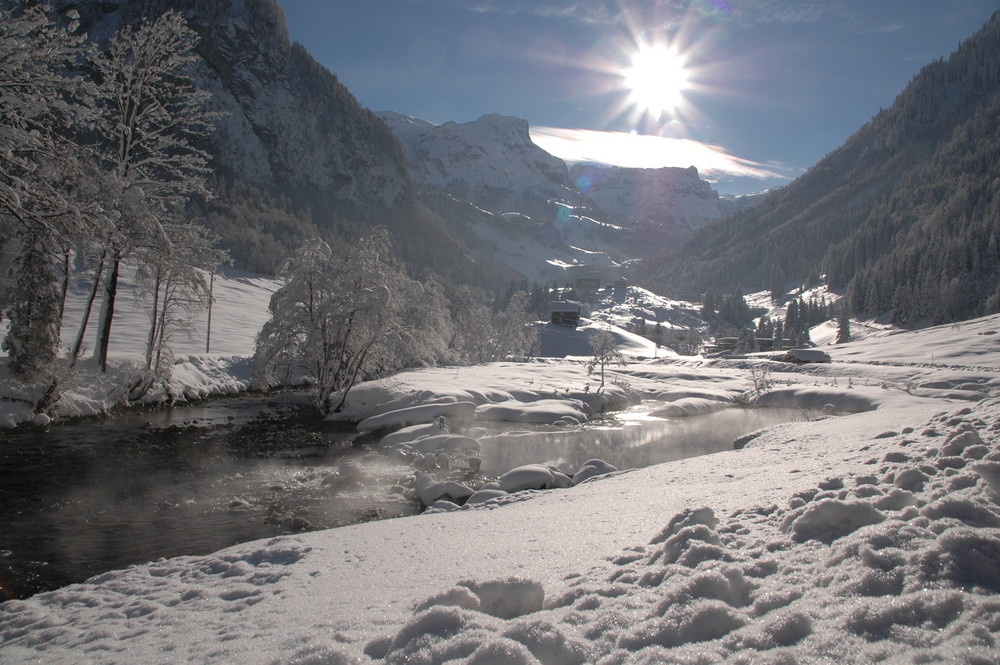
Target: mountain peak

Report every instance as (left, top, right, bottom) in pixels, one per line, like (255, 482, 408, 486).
(381, 113, 573, 216)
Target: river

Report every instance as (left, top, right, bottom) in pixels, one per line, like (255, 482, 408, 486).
(0, 392, 810, 601)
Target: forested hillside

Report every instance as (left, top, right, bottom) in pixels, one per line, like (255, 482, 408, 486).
(54, 0, 510, 290)
(648, 11, 1000, 326)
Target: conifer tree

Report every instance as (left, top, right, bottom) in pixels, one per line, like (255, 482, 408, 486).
(836, 310, 852, 344)
(2, 233, 62, 382)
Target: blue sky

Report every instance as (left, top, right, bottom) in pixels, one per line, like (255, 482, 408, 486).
(280, 1, 997, 194)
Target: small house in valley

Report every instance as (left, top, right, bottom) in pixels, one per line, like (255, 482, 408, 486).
(550, 301, 582, 327)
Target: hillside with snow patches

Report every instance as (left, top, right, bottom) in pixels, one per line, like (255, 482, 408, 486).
(570, 164, 723, 232)
(3, 302, 1000, 662)
(378, 112, 744, 282)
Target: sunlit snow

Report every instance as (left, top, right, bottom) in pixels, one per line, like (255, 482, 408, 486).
(3, 289, 1000, 662)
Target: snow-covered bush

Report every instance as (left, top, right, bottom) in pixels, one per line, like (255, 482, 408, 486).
(254, 229, 452, 415)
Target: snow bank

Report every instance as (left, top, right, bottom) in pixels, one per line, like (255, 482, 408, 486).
(477, 398, 592, 425)
(357, 401, 477, 432)
(4, 315, 1000, 664)
(650, 396, 731, 418)
(753, 385, 885, 413)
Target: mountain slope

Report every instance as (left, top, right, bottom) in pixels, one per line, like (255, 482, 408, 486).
(379, 112, 577, 220)
(647, 10, 1000, 326)
(570, 164, 722, 232)
(67, 0, 410, 214)
(62, 0, 515, 288)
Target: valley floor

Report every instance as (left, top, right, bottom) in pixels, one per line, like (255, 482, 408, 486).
(2, 315, 1000, 664)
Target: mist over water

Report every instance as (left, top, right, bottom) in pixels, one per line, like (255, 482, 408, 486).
(0, 393, 416, 600)
(472, 406, 811, 476)
(0, 394, 810, 601)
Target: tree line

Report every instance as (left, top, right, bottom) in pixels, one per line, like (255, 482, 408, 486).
(2, 5, 550, 418)
(1, 6, 227, 410)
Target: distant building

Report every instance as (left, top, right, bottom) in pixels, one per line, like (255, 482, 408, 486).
(549, 301, 582, 327)
(575, 271, 602, 290)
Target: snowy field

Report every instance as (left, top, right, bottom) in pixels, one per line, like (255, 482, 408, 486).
(2, 312, 1000, 663)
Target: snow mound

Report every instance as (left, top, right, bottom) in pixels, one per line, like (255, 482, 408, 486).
(357, 401, 477, 432)
(572, 459, 619, 485)
(477, 398, 592, 425)
(499, 464, 573, 492)
(650, 396, 730, 418)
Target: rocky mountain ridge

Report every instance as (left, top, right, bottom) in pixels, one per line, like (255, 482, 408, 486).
(56, 0, 764, 288)
(570, 164, 722, 233)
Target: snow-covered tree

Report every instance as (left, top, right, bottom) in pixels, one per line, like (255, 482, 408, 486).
(683, 326, 703, 356)
(81, 11, 217, 372)
(130, 222, 229, 397)
(255, 229, 450, 415)
(448, 287, 537, 363)
(587, 328, 625, 392)
(492, 291, 539, 361)
(735, 327, 759, 354)
(0, 5, 95, 392)
(2, 233, 62, 382)
(0, 5, 93, 230)
(836, 310, 852, 344)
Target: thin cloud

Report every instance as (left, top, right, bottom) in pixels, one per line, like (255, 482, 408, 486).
(405, 0, 836, 28)
(529, 126, 798, 182)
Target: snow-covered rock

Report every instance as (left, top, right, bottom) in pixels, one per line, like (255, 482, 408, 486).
(379, 111, 575, 217)
(357, 402, 477, 432)
(415, 475, 475, 507)
(498, 464, 557, 493)
(476, 398, 592, 425)
(570, 163, 722, 233)
(572, 459, 618, 485)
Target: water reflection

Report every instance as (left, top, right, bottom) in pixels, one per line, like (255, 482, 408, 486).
(472, 406, 812, 476)
(0, 393, 416, 601)
(0, 395, 811, 602)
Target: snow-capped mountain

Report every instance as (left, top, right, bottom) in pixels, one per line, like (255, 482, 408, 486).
(379, 112, 576, 219)
(58, 0, 769, 287)
(718, 189, 775, 216)
(67, 0, 410, 212)
(379, 111, 746, 281)
(570, 164, 723, 234)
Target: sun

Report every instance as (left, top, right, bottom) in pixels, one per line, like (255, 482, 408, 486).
(622, 43, 690, 119)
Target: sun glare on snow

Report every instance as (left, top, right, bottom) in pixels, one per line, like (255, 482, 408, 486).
(622, 43, 690, 119)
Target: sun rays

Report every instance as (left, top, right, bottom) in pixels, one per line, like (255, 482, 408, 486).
(622, 42, 691, 120)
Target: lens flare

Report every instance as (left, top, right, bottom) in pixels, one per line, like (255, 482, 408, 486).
(623, 43, 690, 119)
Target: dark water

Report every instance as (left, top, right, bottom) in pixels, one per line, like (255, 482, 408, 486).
(0, 392, 416, 601)
(0, 395, 810, 602)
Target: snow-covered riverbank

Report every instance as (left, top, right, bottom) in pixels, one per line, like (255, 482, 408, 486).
(2, 315, 1000, 664)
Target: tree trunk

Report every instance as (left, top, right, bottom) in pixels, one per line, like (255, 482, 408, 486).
(145, 269, 162, 369)
(58, 247, 71, 329)
(153, 279, 170, 376)
(205, 271, 214, 353)
(70, 250, 106, 369)
(95, 255, 121, 373)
